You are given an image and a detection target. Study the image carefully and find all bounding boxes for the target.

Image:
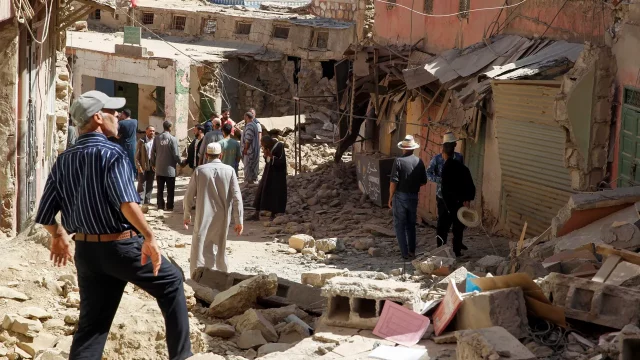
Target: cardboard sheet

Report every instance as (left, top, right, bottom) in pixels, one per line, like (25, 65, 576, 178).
(373, 301, 430, 347)
(472, 273, 566, 327)
(369, 345, 427, 360)
(432, 279, 463, 336)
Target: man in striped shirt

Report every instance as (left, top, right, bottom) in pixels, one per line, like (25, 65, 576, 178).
(35, 91, 192, 359)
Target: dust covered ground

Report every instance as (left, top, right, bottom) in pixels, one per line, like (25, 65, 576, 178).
(0, 140, 509, 359)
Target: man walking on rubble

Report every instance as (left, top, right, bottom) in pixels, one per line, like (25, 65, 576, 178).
(184, 142, 244, 276)
(388, 135, 427, 260)
(427, 132, 469, 257)
(241, 111, 261, 184)
(35, 90, 192, 359)
(135, 125, 156, 205)
(199, 118, 224, 165)
(151, 121, 181, 211)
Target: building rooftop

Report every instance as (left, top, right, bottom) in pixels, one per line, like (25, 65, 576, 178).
(66, 30, 266, 62)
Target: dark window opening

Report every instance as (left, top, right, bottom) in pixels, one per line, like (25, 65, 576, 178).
(236, 22, 252, 35)
(311, 31, 329, 49)
(288, 56, 301, 86)
(91, 9, 101, 20)
(142, 12, 154, 25)
(321, 60, 336, 80)
(273, 26, 290, 39)
(172, 15, 187, 31)
(386, 0, 396, 9)
(203, 19, 217, 34)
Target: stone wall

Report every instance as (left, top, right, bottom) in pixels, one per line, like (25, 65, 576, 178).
(0, 19, 18, 236)
(556, 44, 615, 191)
(55, 52, 71, 154)
(309, 0, 360, 21)
(237, 59, 294, 118)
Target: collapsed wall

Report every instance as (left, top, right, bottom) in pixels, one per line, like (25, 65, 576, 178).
(555, 44, 615, 191)
(0, 19, 19, 237)
(55, 52, 72, 154)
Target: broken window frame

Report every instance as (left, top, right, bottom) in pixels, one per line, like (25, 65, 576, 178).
(142, 12, 154, 25)
(310, 31, 329, 50)
(235, 22, 252, 35)
(172, 15, 187, 31)
(203, 19, 217, 34)
(273, 26, 290, 40)
(459, 0, 470, 19)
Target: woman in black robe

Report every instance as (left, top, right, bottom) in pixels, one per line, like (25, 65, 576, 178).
(250, 135, 288, 220)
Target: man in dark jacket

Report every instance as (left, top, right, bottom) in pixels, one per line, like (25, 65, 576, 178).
(388, 135, 427, 260)
(151, 121, 181, 211)
(250, 135, 287, 221)
(184, 125, 205, 169)
(199, 118, 224, 165)
(117, 109, 138, 178)
(440, 141, 476, 257)
(135, 125, 156, 204)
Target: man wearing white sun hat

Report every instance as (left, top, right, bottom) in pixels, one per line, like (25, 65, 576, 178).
(427, 131, 471, 257)
(388, 135, 427, 260)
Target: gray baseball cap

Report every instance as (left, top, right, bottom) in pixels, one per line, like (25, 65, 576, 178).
(69, 90, 126, 125)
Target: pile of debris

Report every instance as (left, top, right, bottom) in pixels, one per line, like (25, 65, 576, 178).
(184, 186, 640, 359)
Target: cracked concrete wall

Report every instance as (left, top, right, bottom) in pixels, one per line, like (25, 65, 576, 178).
(0, 19, 18, 236)
(129, 6, 354, 60)
(55, 52, 71, 154)
(555, 44, 615, 191)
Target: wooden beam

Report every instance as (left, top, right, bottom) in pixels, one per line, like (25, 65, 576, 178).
(592, 255, 621, 283)
(58, 5, 95, 32)
(434, 90, 452, 124)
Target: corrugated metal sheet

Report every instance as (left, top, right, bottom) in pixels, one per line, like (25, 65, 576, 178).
(493, 81, 574, 236)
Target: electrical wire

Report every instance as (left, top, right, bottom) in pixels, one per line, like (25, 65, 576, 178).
(114, 8, 474, 136)
(376, 0, 529, 17)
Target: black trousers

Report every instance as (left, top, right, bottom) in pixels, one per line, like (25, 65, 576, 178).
(156, 176, 176, 210)
(436, 197, 465, 254)
(137, 170, 155, 204)
(70, 236, 192, 360)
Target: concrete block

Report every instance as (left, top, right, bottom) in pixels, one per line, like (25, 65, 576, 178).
(453, 288, 529, 339)
(237, 329, 267, 350)
(194, 268, 326, 313)
(229, 309, 278, 342)
(301, 268, 347, 288)
(289, 234, 315, 251)
(434, 267, 468, 292)
(552, 187, 640, 238)
(209, 274, 278, 319)
(315, 238, 345, 253)
(455, 327, 536, 360)
(475, 255, 506, 274)
(541, 272, 640, 329)
(412, 256, 456, 275)
(114, 44, 148, 58)
(319, 277, 421, 329)
(605, 261, 640, 287)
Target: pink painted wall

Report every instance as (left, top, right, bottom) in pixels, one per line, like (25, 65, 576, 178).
(374, 0, 610, 53)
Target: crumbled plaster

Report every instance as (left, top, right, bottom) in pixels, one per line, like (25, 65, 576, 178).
(555, 43, 615, 191)
(55, 52, 72, 155)
(0, 20, 19, 236)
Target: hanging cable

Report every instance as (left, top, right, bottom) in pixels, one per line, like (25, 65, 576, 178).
(375, 0, 529, 17)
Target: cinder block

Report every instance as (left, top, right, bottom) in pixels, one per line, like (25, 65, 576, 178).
(453, 288, 529, 339)
(193, 268, 326, 313)
(541, 273, 640, 329)
(456, 327, 536, 360)
(301, 268, 347, 288)
(319, 277, 421, 330)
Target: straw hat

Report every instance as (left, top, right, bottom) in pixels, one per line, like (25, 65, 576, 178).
(398, 135, 420, 150)
(457, 207, 480, 228)
(443, 132, 457, 144)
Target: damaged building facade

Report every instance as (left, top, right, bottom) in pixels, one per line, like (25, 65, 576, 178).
(70, 0, 356, 139)
(341, 0, 623, 237)
(0, 0, 77, 236)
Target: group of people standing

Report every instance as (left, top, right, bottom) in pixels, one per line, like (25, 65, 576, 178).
(389, 132, 476, 259)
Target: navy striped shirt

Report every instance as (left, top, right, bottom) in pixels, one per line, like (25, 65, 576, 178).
(35, 132, 140, 234)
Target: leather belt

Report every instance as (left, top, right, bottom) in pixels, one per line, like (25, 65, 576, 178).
(74, 230, 137, 242)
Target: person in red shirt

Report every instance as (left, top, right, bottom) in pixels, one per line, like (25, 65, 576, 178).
(221, 108, 236, 136)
